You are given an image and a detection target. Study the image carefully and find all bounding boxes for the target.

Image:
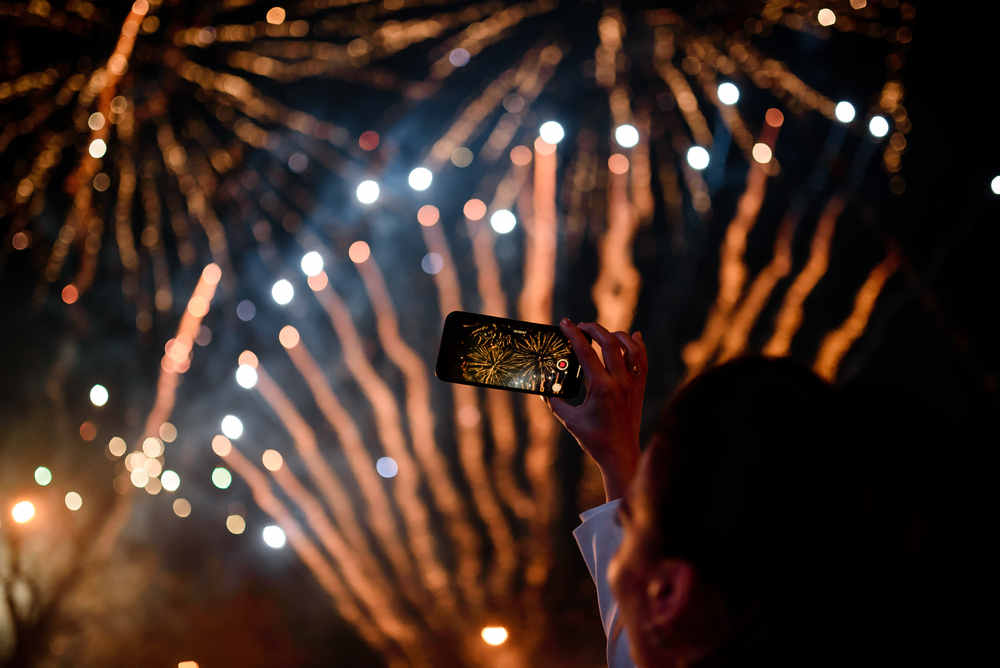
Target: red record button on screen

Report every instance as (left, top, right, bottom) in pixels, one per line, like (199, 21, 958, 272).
(556, 359, 569, 371)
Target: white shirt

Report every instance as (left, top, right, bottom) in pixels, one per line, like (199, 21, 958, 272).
(574, 499, 636, 668)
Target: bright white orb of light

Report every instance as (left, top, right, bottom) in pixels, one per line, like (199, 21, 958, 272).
(869, 116, 890, 138)
(236, 364, 258, 389)
(539, 121, 565, 144)
(490, 210, 517, 234)
(272, 279, 294, 305)
(161, 470, 180, 491)
(376, 457, 399, 478)
(448, 48, 471, 67)
(408, 167, 433, 191)
(615, 124, 639, 148)
(687, 146, 710, 170)
(221, 415, 243, 439)
(65, 492, 82, 511)
(835, 101, 856, 123)
(356, 180, 379, 204)
(212, 467, 232, 489)
(263, 525, 286, 548)
(992, 176, 1000, 195)
(35, 467, 52, 486)
(88, 139, 107, 158)
(12, 501, 35, 523)
(301, 251, 324, 276)
(717, 82, 740, 105)
(481, 627, 509, 646)
(90, 384, 109, 406)
(817, 8, 836, 26)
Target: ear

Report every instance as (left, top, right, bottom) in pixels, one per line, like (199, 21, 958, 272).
(645, 558, 696, 632)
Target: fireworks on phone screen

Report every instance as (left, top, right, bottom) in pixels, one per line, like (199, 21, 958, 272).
(457, 322, 573, 394)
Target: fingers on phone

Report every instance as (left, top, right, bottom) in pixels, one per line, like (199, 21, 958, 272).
(560, 320, 604, 379)
(579, 322, 628, 377)
(614, 331, 647, 375)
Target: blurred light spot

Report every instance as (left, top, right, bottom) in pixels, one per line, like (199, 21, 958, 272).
(125, 451, 146, 472)
(227, 515, 246, 534)
(212, 434, 233, 457)
(12, 232, 29, 250)
(159, 422, 178, 443)
(35, 467, 52, 486)
(110, 95, 128, 113)
(408, 167, 433, 191)
(417, 205, 440, 226)
(202, 263, 222, 285)
(266, 7, 285, 24)
(237, 300, 256, 321)
(752, 143, 773, 163)
(62, 285, 79, 304)
(187, 295, 209, 317)
(161, 470, 180, 491)
(262, 449, 283, 471)
(88, 139, 107, 159)
(889, 175, 905, 194)
(490, 210, 516, 234)
(359, 131, 379, 151)
(356, 180, 379, 204)
(212, 467, 233, 489)
(835, 101, 856, 123)
(144, 457, 163, 478)
(608, 154, 630, 174)
(240, 352, 260, 371)
(376, 457, 398, 478)
(347, 38, 369, 57)
(451, 147, 474, 167)
(65, 492, 82, 511)
(288, 152, 308, 173)
(263, 525, 286, 548)
(307, 271, 328, 291)
(421, 253, 444, 275)
(718, 82, 739, 105)
(457, 405, 481, 427)
(539, 121, 565, 144)
(481, 627, 508, 646)
(173, 498, 192, 517)
(615, 124, 639, 148)
(869, 116, 890, 137)
(198, 27, 215, 44)
(146, 476, 162, 495)
(178, 662, 199, 668)
(88, 112, 105, 131)
(449, 48, 471, 67)
(142, 437, 164, 458)
(502, 93, 524, 113)
(90, 384, 109, 406)
(850, 0, 866, 7)
(510, 145, 532, 166)
(279, 325, 300, 349)
(221, 415, 243, 439)
(236, 364, 258, 388)
(301, 251, 324, 276)
(131, 468, 149, 488)
(687, 146, 710, 170)
(534, 136, 556, 156)
(272, 279, 294, 305)
(765, 108, 784, 127)
(464, 199, 487, 220)
(109, 436, 127, 457)
(817, 8, 836, 26)
(12, 501, 35, 523)
(80, 422, 97, 441)
(349, 241, 371, 263)
(991, 176, 1000, 195)
(93, 172, 111, 191)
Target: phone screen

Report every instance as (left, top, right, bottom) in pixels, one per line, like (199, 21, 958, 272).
(435, 311, 584, 397)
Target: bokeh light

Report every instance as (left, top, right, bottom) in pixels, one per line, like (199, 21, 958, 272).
(817, 8, 836, 26)
(161, 470, 180, 491)
(752, 143, 773, 164)
(718, 82, 740, 105)
(279, 325, 300, 348)
(130, 468, 149, 488)
(236, 300, 256, 321)
(451, 147, 474, 167)
(238, 351, 258, 368)
(142, 437, 164, 458)
(221, 415, 243, 439)
(212, 467, 233, 489)
(490, 210, 517, 234)
(227, 515, 246, 534)
(408, 167, 433, 191)
(236, 364, 258, 389)
(608, 154, 630, 175)
(178, 662, 199, 668)
(159, 422, 178, 443)
(356, 180, 380, 204)
(90, 384, 109, 406)
(835, 101, 856, 123)
(687, 146, 710, 170)
(464, 199, 487, 220)
(212, 435, 233, 457)
(109, 437, 127, 457)
(287, 153, 308, 174)
(88, 112, 105, 131)
(301, 251, 324, 276)
(615, 124, 639, 148)
(359, 131, 379, 151)
(173, 498, 192, 518)
(765, 108, 785, 127)
(992, 176, 1000, 195)
(266, 7, 285, 24)
(510, 145, 532, 166)
(448, 48, 471, 67)
(417, 205, 440, 226)
(263, 525, 286, 548)
(62, 285, 79, 304)
(481, 626, 509, 646)
(421, 253, 444, 275)
(262, 449, 283, 471)
(349, 241, 371, 263)
(12, 501, 35, 523)
(869, 116, 890, 137)
(376, 456, 399, 478)
(539, 121, 565, 144)
(272, 279, 294, 305)
(79, 422, 97, 441)
(88, 139, 107, 158)
(35, 467, 52, 486)
(65, 492, 82, 511)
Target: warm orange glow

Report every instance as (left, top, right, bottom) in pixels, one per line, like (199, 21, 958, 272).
(348, 241, 371, 264)
(178, 661, 199, 668)
(608, 154, 630, 174)
(279, 325, 300, 349)
(212, 434, 232, 457)
(417, 205, 440, 227)
(752, 143, 773, 163)
(464, 199, 487, 220)
(262, 449, 284, 471)
(11, 232, 28, 250)
(359, 131, 379, 151)
(266, 7, 285, 24)
(765, 108, 784, 127)
(817, 8, 836, 27)
(481, 626, 509, 645)
(62, 285, 79, 304)
(533, 137, 556, 156)
(238, 350, 259, 368)
(202, 263, 222, 285)
(510, 145, 532, 166)
(79, 422, 97, 441)
(187, 295, 209, 317)
(12, 501, 35, 523)
(307, 271, 329, 291)
(173, 498, 192, 518)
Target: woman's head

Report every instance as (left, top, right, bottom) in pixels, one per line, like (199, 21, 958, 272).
(609, 358, 836, 668)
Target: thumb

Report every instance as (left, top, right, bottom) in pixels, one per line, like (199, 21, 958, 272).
(546, 396, 573, 424)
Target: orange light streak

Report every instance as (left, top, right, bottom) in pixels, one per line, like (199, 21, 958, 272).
(814, 250, 901, 381)
(629, 112, 656, 225)
(654, 28, 713, 148)
(591, 161, 641, 334)
(763, 196, 845, 357)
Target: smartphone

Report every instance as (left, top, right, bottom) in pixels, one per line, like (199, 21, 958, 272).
(435, 311, 584, 397)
